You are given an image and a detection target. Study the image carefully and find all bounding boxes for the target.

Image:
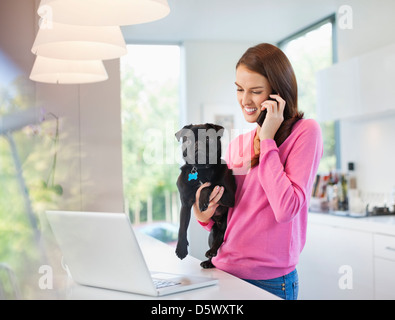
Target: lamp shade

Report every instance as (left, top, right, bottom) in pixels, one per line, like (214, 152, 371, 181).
(30, 56, 108, 84)
(38, 0, 170, 26)
(31, 23, 127, 60)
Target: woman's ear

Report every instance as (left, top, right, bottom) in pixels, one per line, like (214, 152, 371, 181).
(175, 124, 193, 141)
(207, 123, 224, 136)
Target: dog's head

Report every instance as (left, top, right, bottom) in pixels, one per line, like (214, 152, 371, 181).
(175, 123, 224, 165)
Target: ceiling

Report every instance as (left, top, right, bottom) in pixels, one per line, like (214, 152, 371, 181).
(121, 0, 338, 44)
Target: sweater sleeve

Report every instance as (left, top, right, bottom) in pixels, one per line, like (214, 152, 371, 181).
(257, 120, 323, 223)
(198, 219, 215, 231)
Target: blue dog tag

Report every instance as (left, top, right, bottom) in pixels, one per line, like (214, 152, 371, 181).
(188, 167, 198, 181)
(188, 172, 198, 181)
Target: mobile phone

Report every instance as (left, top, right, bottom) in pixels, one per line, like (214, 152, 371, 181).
(256, 109, 267, 127)
(256, 94, 277, 126)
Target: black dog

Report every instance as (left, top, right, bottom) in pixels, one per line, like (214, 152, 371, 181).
(174, 123, 236, 268)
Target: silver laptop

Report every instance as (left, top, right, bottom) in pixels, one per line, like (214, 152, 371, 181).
(45, 210, 218, 296)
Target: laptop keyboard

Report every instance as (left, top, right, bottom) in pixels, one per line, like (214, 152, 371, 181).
(153, 279, 181, 289)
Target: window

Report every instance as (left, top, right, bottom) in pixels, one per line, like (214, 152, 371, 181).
(121, 44, 181, 245)
(278, 15, 338, 172)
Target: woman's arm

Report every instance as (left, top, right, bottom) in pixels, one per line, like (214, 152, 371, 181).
(258, 120, 323, 223)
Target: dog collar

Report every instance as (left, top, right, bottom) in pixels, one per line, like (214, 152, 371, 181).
(188, 167, 198, 181)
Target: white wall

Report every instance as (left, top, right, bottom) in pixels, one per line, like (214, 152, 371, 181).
(183, 40, 255, 131)
(79, 62, 124, 212)
(35, 59, 124, 213)
(335, 0, 395, 194)
(335, 0, 395, 62)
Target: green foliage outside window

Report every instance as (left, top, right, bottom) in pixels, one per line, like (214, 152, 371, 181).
(121, 45, 181, 225)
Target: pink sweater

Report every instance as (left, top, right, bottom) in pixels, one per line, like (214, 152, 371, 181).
(199, 119, 323, 280)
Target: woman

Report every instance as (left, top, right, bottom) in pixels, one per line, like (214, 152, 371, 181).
(194, 43, 323, 300)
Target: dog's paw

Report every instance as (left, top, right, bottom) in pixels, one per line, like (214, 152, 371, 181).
(199, 201, 209, 212)
(198, 188, 211, 212)
(205, 248, 217, 258)
(175, 241, 189, 260)
(200, 259, 215, 269)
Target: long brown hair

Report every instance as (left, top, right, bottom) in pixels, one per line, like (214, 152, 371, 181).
(236, 43, 304, 168)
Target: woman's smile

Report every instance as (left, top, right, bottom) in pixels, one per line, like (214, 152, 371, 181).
(244, 107, 258, 115)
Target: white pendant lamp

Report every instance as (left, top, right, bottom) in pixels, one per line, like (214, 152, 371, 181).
(30, 56, 108, 84)
(38, 0, 170, 26)
(31, 23, 127, 60)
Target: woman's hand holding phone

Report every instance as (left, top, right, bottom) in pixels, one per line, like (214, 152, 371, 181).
(257, 94, 286, 141)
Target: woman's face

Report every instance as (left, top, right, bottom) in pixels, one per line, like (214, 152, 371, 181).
(235, 64, 272, 123)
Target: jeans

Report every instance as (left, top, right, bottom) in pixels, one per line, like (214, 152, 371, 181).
(243, 269, 299, 300)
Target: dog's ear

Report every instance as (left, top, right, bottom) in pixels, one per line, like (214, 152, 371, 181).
(207, 123, 224, 137)
(175, 124, 193, 141)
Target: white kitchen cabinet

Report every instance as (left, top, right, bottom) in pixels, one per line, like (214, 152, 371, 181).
(316, 43, 395, 122)
(374, 234, 395, 299)
(298, 223, 374, 299)
(374, 234, 395, 261)
(316, 57, 361, 121)
(298, 213, 395, 300)
(374, 258, 395, 299)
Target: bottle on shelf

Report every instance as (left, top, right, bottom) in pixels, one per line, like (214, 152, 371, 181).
(347, 162, 364, 215)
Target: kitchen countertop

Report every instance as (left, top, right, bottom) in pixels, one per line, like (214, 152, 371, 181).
(61, 231, 279, 300)
(308, 211, 395, 236)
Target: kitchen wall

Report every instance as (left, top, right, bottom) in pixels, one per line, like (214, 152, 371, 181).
(183, 40, 253, 129)
(335, 0, 395, 195)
